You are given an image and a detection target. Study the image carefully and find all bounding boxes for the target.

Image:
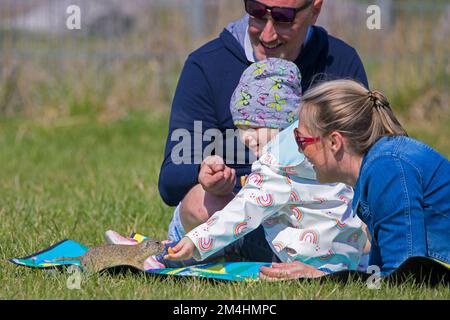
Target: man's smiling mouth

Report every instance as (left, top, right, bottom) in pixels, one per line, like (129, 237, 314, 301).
(261, 42, 282, 50)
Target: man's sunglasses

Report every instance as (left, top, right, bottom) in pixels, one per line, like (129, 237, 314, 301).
(294, 128, 321, 151)
(244, 0, 313, 23)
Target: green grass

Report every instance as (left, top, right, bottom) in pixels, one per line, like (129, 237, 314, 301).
(0, 112, 449, 300)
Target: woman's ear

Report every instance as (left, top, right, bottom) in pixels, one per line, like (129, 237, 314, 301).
(328, 131, 344, 155)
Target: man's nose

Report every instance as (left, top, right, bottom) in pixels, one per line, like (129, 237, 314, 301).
(260, 17, 278, 43)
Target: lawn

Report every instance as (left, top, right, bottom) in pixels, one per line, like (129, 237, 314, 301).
(0, 111, 449, 299)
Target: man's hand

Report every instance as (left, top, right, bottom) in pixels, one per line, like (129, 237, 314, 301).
(164, 237, 196, 261)
(259, 261, 325, 281)
(199, 155, 236, 196)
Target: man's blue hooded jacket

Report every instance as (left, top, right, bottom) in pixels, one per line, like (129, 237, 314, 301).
(159, 18, 369, 206)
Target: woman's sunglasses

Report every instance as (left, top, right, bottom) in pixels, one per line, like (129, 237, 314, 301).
(294, 128, 321, 151)
(244, 0, 313, 23)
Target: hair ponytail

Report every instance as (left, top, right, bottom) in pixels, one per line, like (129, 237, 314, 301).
(300, 80, 407, 155)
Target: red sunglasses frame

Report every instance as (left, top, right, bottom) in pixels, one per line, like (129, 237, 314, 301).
(293, 128, 321, 150)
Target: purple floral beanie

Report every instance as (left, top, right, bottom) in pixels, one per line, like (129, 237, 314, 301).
(230, 58, 302, 130)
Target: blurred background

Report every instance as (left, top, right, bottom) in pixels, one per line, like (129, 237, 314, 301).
(0, 0, 448, 123)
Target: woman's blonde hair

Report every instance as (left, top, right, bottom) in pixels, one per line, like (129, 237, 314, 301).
(300, 79, 407, 155)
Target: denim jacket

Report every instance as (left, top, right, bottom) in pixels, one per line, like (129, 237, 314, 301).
(353, 136, 450, 276)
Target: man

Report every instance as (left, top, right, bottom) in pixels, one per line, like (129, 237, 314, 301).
(158, 0, 368, 260)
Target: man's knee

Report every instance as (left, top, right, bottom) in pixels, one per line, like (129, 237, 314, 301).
(179, 184, 235, 232)
(179, 185, 209, 232)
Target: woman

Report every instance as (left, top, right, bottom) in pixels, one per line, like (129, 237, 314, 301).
(260, 79, 450, 279)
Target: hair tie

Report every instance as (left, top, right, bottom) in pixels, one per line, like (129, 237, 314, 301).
(368, 90, 391, 110)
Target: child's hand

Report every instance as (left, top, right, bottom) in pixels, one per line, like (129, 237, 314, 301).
(199, 155, 236, 196)
(164, 237, 196, 261)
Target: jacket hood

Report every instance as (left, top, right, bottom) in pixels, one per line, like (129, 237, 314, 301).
(226, 14, 249, 49)
(221, 15, 250, 64)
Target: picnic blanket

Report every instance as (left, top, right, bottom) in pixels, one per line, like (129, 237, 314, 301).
(9, 233, 450, 284)
(9, 233, 270, 282)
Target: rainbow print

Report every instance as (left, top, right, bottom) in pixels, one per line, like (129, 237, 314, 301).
(248, 173, 265, 187)
(347, 232, 360, 243)
(283, 173, 293, 185)
(233, 222, 248, 238)
(313, 197, 326, 204)
(206, 217, 218, 226)
(198, 237, 214, 253)
(335, 218, 347, 230)
(256, 194, 273, 207)
(261, 153, 276, 165)
(289, 191, 300, 202)
(262, 219, 277, 228)
(319, 249, 335, 261)
(282, 166, 296, 175)
(289, 206, 303, 222)
(299, 230, 319, 244)
(272, 241, 284, 252)
(339, 195, 351, 205)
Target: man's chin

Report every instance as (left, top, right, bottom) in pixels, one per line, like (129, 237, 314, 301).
(258, 52, 285, 60)
(256, 47, 287, 60)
